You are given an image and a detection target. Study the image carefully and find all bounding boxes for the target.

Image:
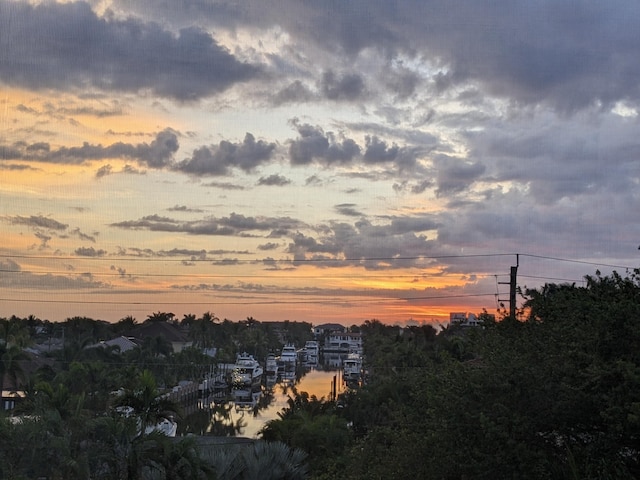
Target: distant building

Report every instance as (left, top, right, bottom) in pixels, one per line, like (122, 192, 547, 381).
(313, 323, 345, 337)
(325, 331, 362, 354)
(89, 336, 139, 354)
(129, 321, 192, 353)
(449, 312, 483, 327)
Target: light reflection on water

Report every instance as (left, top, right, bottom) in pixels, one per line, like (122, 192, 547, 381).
(182, 368, 344, 438)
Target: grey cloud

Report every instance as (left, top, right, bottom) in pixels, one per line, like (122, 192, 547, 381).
(96, 164, 113, 178)
(288, 121, 360, 166)
(434, 156, 486, 197)
(26, 142, 50, 153)
(0, 163, 38, 171)
(285, 218, 439, 270)
(122, 165, 146, 175)
(335, 204, 364, 217)
(70, 228, 96, 243)
(203, 181, 246, 190)
(106, 1, 640, 111)
(463, 112, 640, 204)
(305, 175, 323, 186)
(178, 133, 276, 176)
(75, 246, 107, 257)
(389, 216, 439, 234)
(258, 242, 280, 251)
(272, 80, 315, 105)
(211, 258, 240, 266)
(257, 174, 291, 186)
(363, 136, 400, 164)
(8, 215, 68, 231)
(168, 205, 205, 213)
(0, 258, 21, 273)
(111, 212, 306, 236)
(0, 1, 261, 100)
(320, 70, 366, 101)
(3, 129, 179, 167)
(362, 136, 418, 171)
(139, 129, 180, 168)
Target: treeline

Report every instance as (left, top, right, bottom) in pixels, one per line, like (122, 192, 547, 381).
(0, 313, 314, 479)
(263, 270, 640, 479)
(3, 270, 640, 478)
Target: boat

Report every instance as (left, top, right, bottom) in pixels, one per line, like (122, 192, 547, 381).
(278, 344, 297, 382)
(265, 353, 278, 376)
(279, 344, 297, 365)
(231, 352, 263, 407)
(231, 352, 263, 389)
(343, 352, 362, 384)
(302, 340, 319, 365)
(265, 353, 279, 386)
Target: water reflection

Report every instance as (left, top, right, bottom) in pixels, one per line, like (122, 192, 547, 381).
(180, 368, 342, 438)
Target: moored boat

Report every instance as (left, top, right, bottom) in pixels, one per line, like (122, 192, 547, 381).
(231, 352, 263, 389)
(343, 352, 362, 383)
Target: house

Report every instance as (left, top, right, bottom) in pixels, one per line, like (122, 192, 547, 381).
(89, 336, 139, 354)
(449, 312, 483, 327)
(129, 321, 192, 353)
(324, 331, 362, 354)
(313, 323, 345, 337)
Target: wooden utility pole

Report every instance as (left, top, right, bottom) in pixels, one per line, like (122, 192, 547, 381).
(499, 254, 519, 319)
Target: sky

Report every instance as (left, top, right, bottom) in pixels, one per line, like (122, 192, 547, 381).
(2, 0, 640, 326)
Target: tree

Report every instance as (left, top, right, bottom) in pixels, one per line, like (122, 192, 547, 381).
(112, 369, 181, 438)
(0, 344, 28, 404)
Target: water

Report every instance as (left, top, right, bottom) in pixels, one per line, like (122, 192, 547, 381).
(181, 368, 344, 438)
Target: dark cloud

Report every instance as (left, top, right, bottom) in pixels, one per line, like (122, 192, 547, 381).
(257, 174, 291, 186)
(96, 164, 113, 178)
(363, 136, 400, 164)
(75, 246, 107, 257)
(389, 216, 439, 234)
(101, 1, 640, 112)
(8, 215, 68, 230)
(0, 258, 21, 273)
(320, 70, 366, 101)
(1, 129, 179, 167)
(178, 133, 276, 176)
(272, 80, 315, 105)
(335, 204, 364, 217)
(258, 242, 280, 251)
(434, 156, 486, 197)
(111, 212, 307, 236)
(285, 217, 440, 270)
(305, 175, 323, 186)
(0, 1, 261, 100)
(202, 181, 246, 190)
(288, 121, 360, 166)
(69, 228, 96, 243)
(168, 205, 205, 213)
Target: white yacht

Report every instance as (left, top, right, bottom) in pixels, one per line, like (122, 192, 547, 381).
(302, 340, 319, 365)
(343, 352, 362, 383)
(231, 352, 263, 389)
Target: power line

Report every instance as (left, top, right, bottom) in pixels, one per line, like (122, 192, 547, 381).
(0, 292, 497, 306)
(519, 253, 636, 271)
(0, 252, 518, 263)
(0, 269, 509, 280)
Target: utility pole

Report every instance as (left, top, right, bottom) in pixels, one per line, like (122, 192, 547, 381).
(499, 254, 519, 319)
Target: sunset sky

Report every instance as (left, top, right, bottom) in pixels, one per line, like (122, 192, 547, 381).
(2, 0, 640, 326)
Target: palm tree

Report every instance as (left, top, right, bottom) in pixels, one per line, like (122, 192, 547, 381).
(193, 311, 219, 350)
(0, 344, 28, 406)
(202, 441, 308, 480)
(112, 370, 181, 438)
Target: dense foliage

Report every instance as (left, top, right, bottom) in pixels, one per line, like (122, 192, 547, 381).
(263, 271, 640, 479)
(0, 313, 312, 479)
(2, 271, 640, 478)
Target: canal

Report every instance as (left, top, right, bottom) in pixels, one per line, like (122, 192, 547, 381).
(180, 368, 345, 438)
